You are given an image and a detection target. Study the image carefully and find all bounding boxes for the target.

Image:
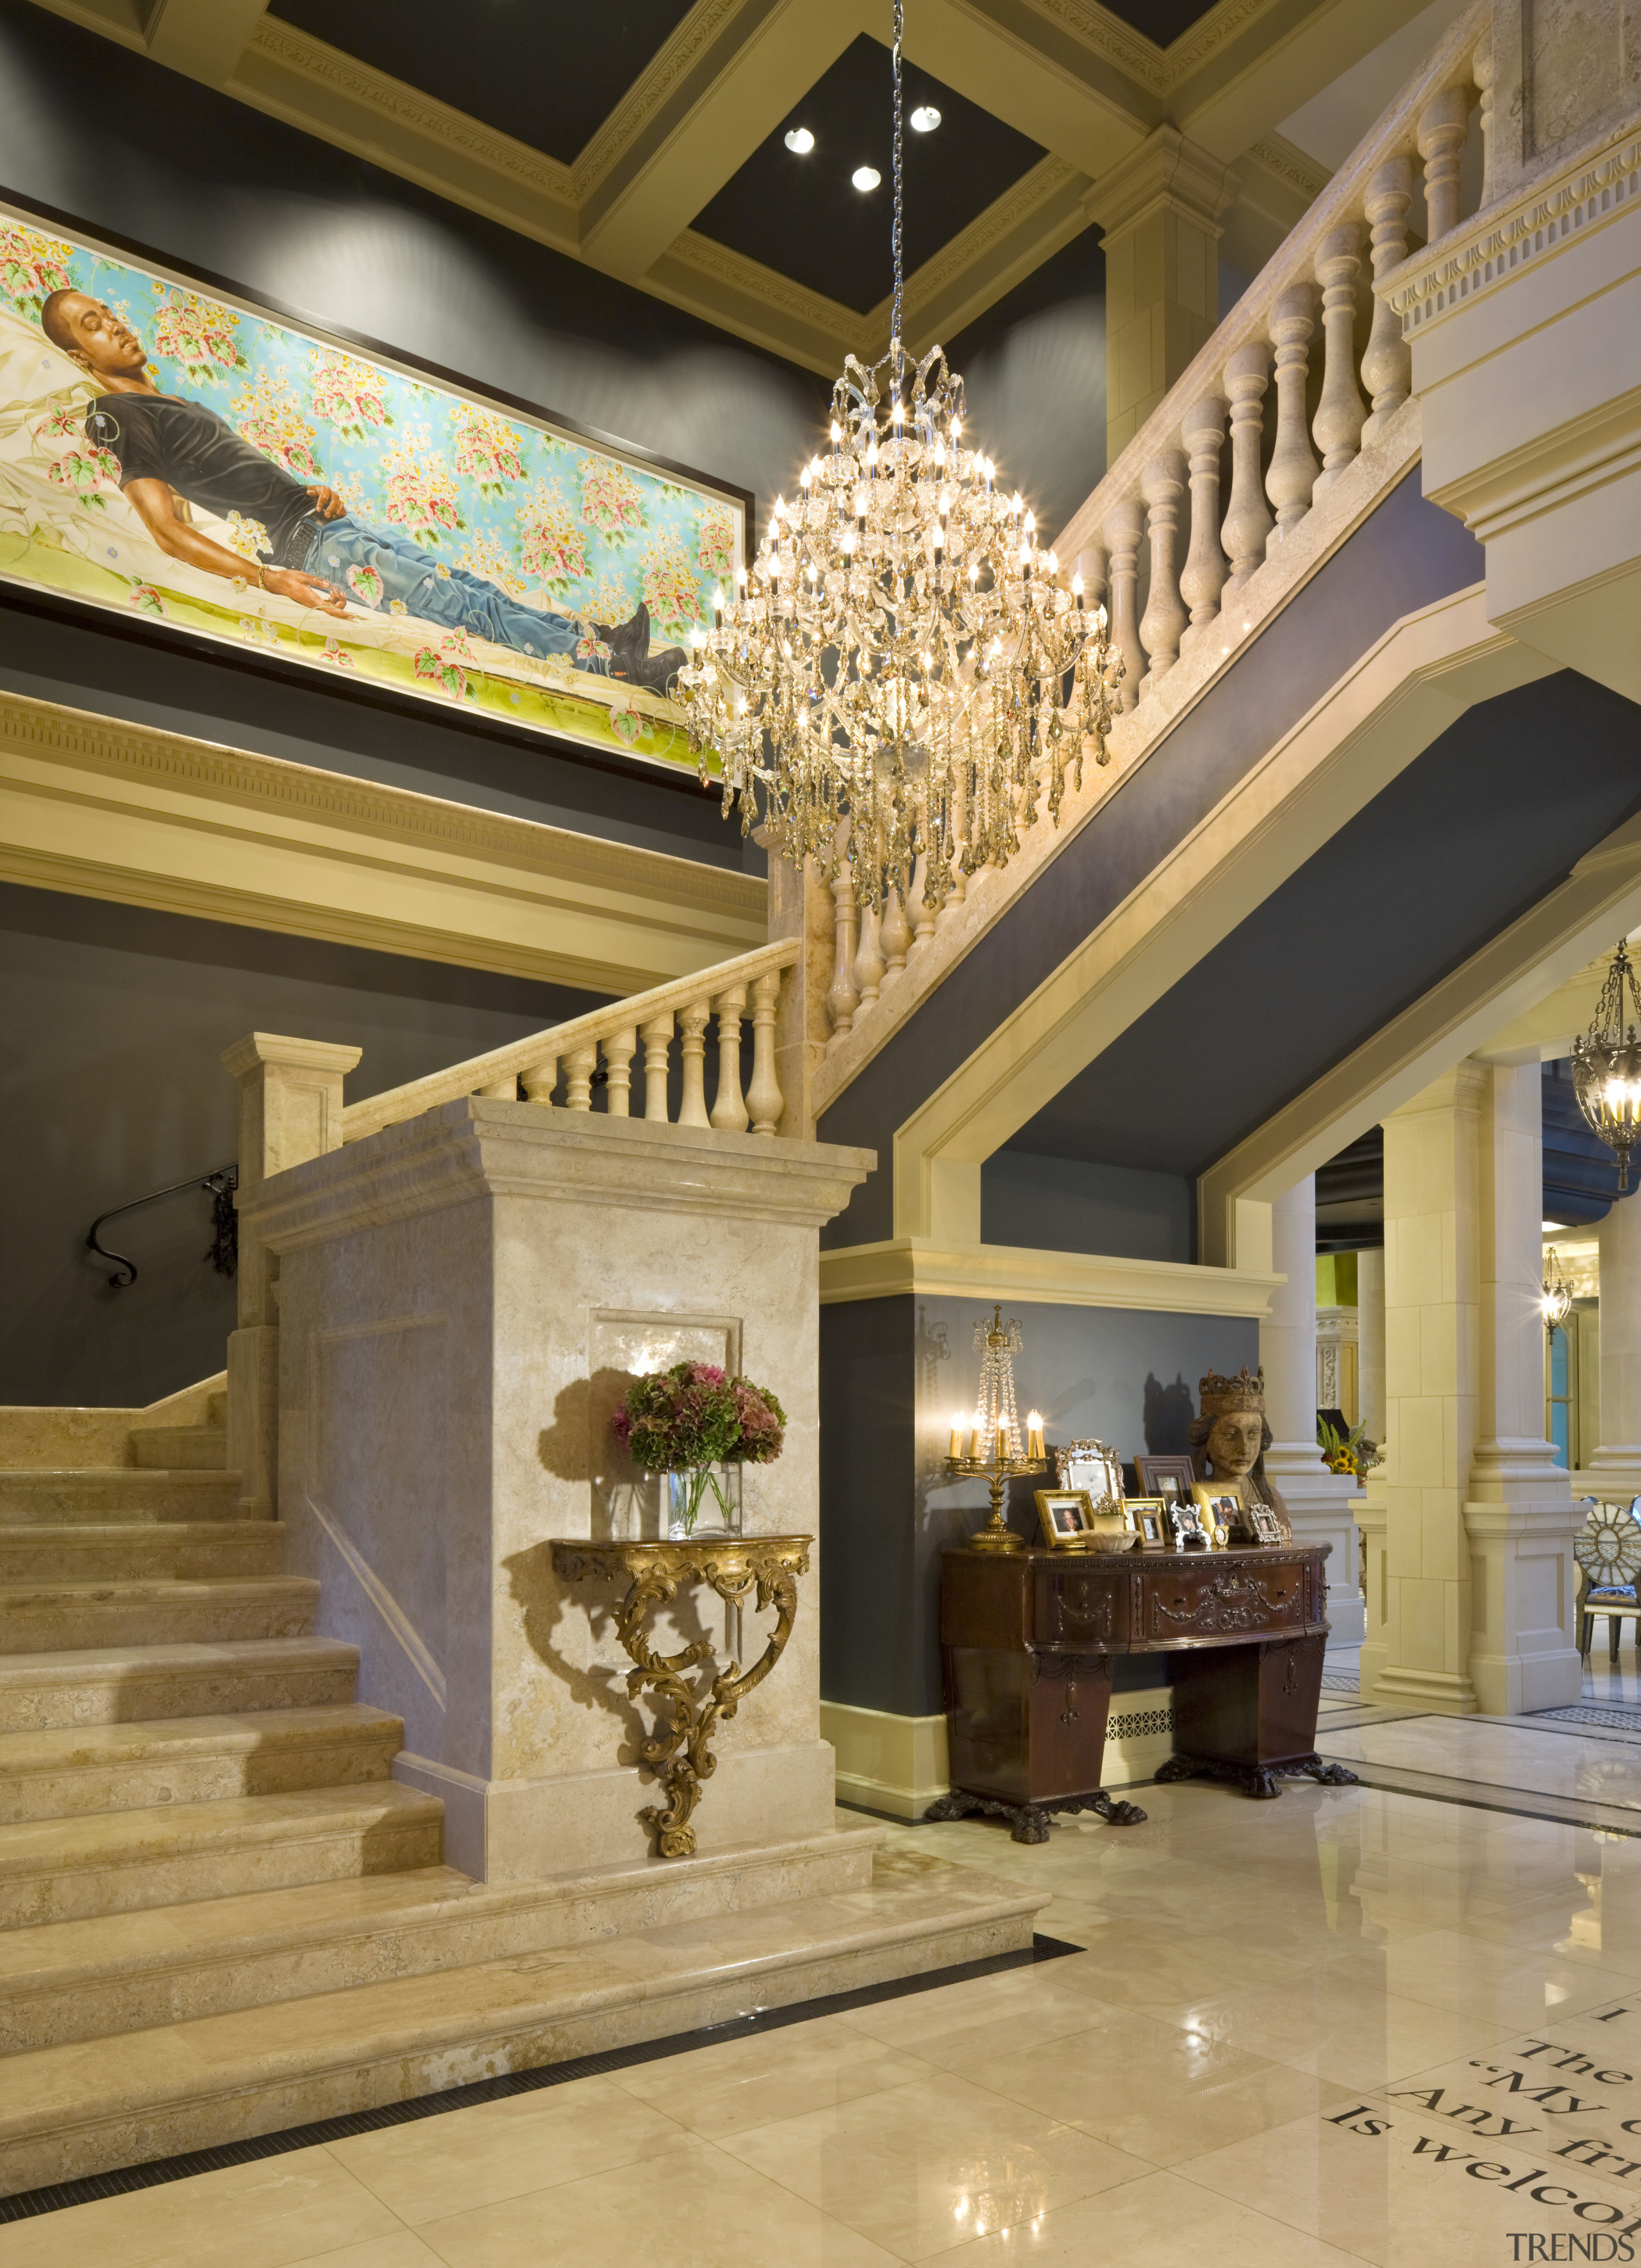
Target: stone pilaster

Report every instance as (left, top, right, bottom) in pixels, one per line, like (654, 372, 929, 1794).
(1465, 1062, 1581, 1713)
(1262, 1175, 1362, 1642)
(1357, 1246, 1387, 1444)
(1082, 128, 1235, 470)
(1367, 1064, 1486, 1713)
(221, 1032, 360, 1521)
(1589, 1183, 1641, 1496)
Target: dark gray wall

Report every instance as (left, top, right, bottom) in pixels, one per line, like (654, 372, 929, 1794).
(940, 227, 1106, 549)
(820, 1292, 1258, 1719)
(980, 1153, 1193, 1261)
(0, 883, 608, 1409)
(818, 476, 1488, 1246)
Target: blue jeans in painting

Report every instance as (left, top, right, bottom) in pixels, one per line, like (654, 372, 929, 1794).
(283, 512, 598, 671)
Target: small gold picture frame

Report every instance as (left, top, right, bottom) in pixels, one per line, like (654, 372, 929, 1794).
(1245, 1502, 1283, 1546)
(1126, 1496, 1170, 1550)
(1035, 1488, 1097, 1548)
(1192, 1482, 1244, 1547)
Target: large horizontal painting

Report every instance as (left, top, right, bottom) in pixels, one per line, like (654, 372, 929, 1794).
(0, 200, 747, 771)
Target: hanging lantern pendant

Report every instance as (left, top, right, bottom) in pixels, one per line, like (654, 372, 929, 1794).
(1572, 940, 1641, 1194)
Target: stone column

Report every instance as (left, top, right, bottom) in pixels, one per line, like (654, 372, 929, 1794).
(760, 827, 829, 1140)
(1465, 1063, 1581, 1712)
(222, 1033, 360, 1519)
(1082, 127, 1235, 470)
(1357, 1246, 1387, 1444)
(1262, 1175, 1362, 1642)
(1590, 1188, 1641, 1496)
(1364, 1064, 1485, 1712)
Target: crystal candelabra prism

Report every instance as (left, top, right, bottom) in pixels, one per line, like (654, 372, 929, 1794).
(945, 1305, 1044, 1553)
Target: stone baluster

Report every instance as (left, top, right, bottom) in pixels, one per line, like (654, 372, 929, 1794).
(1418, 84, 1469, 244)
(1178, 396, 1228, 650)
(562, 1044, 597, 1112)
(1137, 452, 1188, 696)
(521, 1056, 558, 1105)
(826, 855, 859, 1037)
(601, 1026, 635, 1117)
(879, 888, 911, 977)
(677, 998, 712, 1127)
(1079, 540, 1110, 623)
(709, 986, 749, 1132)
(1311, 224, 1367, 498)
(640, 1013, 673, 1119)
(1220, 343, 1272, 594)
(910, 852, 935, 949)
(1474, 30, 1494, 204)
(1103, 497, 1144, 712)
(474, 1074, 516, 1099)
(853, 898, 885, 1010)
(746, 971, 784, 1135)
(1360, 160, 1413, 442)
(1265, 285, 1319, 539)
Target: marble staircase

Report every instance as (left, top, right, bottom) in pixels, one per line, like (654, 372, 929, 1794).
(0, 1394, 1047, 2199)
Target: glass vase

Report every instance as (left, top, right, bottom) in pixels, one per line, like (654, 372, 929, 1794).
(665, 1465, 741, 1540)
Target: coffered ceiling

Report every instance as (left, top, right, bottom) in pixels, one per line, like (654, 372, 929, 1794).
(29, 0, 1442, 374)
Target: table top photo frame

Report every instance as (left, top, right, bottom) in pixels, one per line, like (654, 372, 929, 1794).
(1034, 1488, 1097, 1549)
(1054, 1438, 1124, 1512)
(1126, 1497, 1170, 1551)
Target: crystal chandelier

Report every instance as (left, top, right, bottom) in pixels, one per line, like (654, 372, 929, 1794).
(1572, 940, 1641, 1192)
(676, 0, 1121, 911)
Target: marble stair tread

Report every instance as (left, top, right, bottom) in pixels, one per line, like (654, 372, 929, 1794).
(0, 1827, 887, 2049)
(0, 1782, 444, 1928)
(0, 1524, 285, 1581)
(0, 1635, 360, 1730)
(0, 1854, 1046, 2194)
(0, 1703, 404, 1824)
(0, 1576, 319, 1651)
(130, 1428, 228, 1471)
(0, 1472, 243, 1524)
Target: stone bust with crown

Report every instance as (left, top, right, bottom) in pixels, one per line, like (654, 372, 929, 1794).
(1188, 1366, 1292, 1541)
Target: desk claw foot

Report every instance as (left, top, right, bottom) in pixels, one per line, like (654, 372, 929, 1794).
(1156, 1753, 1284, 1799)
(1292, 1756, 1359, 1787)
(1076, 1790, 1147, 1826)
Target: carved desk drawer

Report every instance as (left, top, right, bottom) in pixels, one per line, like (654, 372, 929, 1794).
(1031, 1558, 1120, 1649)
(1135, 1553, 1315, 1647)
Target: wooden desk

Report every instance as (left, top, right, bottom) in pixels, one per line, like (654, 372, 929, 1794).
(929, 1542, 1357, 1842)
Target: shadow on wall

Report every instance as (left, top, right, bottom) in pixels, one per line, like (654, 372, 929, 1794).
(1144, 1373, 1195, 1455)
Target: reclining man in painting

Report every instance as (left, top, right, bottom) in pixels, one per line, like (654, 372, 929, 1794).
(38, 290, 686, 694)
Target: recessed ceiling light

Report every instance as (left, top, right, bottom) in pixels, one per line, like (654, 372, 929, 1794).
(910, 105, 941, 132)
(784, 126, 814, 154)
(852, 165, 881, 192)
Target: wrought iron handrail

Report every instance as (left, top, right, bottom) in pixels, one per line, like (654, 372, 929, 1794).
(85, 1165, 238, 1290)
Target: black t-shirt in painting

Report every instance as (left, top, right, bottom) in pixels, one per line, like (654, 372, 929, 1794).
(86, 392, 317, 558)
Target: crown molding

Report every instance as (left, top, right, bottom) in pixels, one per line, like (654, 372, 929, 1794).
(819, 1236, 1283, 1316)
(0, 692, 765, 994)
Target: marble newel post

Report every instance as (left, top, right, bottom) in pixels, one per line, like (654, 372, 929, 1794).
(1465, 1062, 1581, 1712)
(1588, 1187, 1641, 1497)
(1261, 1176, 1363, 1642)
(222, 1033, 362, 1521)
(242, 1098, 872, 1882)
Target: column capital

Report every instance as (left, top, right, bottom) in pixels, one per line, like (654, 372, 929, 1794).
(222, 1032, 363, 1080)
(1081, 126, 1237, 243)
(1390, 1060, 1490, 1119)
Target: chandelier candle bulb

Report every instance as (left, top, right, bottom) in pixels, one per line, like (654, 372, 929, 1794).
(1027, 1411, 1045, 1459)
(949, 1412, 966, 1458)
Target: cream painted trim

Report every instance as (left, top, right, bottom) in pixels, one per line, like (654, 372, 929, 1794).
(819, 1237, 1281, 1318)
(1198, 810, 1641, 1267)
(823, 1687, 1175, 1817)
(0, 692, 767, 995)
(890, 586, 1556, 1244)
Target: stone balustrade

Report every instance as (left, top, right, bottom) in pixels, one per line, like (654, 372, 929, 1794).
(805, 0, 1491, 1077)
(338, 938, 802, 1146)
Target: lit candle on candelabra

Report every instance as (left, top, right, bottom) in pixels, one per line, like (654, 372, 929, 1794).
(949, 1412, 965, 1459)
(1027, 1410, 1045, 1459)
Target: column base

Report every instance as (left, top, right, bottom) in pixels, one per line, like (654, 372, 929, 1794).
(1367, 1665, 1479, 1714)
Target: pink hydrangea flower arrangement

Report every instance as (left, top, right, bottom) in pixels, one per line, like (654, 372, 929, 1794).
(612, 1361, 786, 1535)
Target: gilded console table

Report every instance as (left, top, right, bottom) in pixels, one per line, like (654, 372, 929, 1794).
(551, 1534, 810, 1859)
(931, 1542, 1356, 1842)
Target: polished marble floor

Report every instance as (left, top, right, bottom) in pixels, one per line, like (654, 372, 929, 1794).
(22, 1664, 1641, 2265)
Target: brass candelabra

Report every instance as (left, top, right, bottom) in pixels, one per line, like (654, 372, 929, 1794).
(946, 1304, 1044, 1552)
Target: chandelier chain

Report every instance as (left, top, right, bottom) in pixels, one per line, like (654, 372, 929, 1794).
(892, 0, 904, 354)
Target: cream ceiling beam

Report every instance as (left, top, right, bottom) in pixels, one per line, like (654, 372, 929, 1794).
(903, 0, 1156, 178)
(1170, 0, 1444, 161)
(144, 0, 268, 88)
(577, 0, 874, 282)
